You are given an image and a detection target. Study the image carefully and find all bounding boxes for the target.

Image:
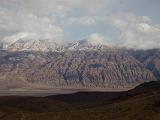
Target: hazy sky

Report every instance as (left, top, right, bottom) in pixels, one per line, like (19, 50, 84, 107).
(0, 0, 160, 49)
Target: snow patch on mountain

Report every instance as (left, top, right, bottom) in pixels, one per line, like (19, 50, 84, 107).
(67, 33, 111, 50)
(0, 33, 112, 52)
(0, 38, 64, 52)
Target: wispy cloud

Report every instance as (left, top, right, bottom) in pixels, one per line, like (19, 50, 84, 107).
(107, 13, 160, 49)
(67, 16, 96, 25)
(0, 11, 63, 43)
(0, 0, 160, 49)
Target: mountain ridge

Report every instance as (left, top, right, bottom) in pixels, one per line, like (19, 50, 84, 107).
(0, 39, 159, 90)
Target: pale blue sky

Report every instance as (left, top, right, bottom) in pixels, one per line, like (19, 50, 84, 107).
(0, 0, 160, 49)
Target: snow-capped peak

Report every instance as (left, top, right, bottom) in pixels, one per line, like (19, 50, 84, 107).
(0, 39, 64, 52)
(67, 39, 110, 51)
(67, 34, 111, 50)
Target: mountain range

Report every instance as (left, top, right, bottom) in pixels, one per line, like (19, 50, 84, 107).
(0, 39, 159, 90)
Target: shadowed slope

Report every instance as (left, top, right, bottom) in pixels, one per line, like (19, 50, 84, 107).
(0, 81, 160, 120)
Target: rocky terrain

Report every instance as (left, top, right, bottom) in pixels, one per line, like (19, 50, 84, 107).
(0, 39, 159, 90)
(129, 49, 160, 80)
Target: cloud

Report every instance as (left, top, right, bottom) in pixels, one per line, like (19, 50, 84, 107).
(108, 13, 160, 49)
(0, 0, 159, 49)
(137, 23, 152, 32)
(87, 33, 111, 46)
(0, 11, 64, 43)
(0, 0, 116, 43)
(67, 16, 96, 25)
(0, 0, 119, 16)
(2, 32, 29, 44)
(0, 0, 79, 14)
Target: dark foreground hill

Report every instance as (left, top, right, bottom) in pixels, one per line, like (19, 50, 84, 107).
(0, 81, 160, 120)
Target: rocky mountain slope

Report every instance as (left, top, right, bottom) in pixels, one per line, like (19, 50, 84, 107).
(129, 49, 160, 80)
(0, 39, 159, 90)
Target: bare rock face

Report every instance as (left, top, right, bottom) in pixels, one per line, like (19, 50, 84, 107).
(0, 48, 156, 90)
(0, 39, 158, 90)
(129, 49, 160, 80)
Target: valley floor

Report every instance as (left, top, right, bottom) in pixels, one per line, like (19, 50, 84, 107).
(0, 81, 159, 120)
(0, 87, 132, 97)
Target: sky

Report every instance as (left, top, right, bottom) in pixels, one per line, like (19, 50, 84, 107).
(0, 0, 160, 49)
